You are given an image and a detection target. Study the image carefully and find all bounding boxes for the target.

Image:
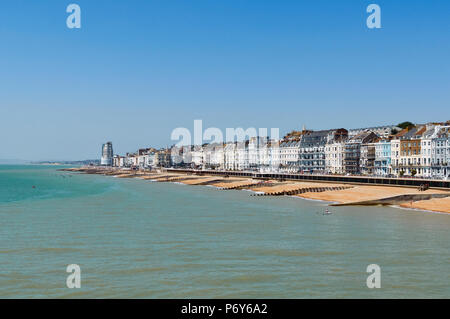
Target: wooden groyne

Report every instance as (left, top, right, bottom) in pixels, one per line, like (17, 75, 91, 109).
(251, 185, 353, 196)
(222, 182, 261, 190)
(192, 179, 226, 186)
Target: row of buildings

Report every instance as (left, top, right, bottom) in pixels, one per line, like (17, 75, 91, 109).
(105, 122, 450, 180)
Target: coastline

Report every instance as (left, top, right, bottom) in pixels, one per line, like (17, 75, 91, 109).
(61, 167, 450, 214)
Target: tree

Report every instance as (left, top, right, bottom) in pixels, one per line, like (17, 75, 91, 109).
(397, 121, 414, 130)
(411, 169, 417, 177)
(399, 170, 405, 177)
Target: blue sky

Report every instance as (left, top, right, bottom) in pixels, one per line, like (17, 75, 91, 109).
(0, 0, 449, 161)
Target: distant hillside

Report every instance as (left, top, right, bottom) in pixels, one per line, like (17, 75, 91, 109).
(0, 159, 28, 164)
(30, 160, 100, 165)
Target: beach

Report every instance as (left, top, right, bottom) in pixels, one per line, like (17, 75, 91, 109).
(63, 167, 450, 214)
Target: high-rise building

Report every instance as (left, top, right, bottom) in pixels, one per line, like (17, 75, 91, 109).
(101, 142, 113, 166)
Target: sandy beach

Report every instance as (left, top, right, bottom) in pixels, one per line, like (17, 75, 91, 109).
(63, 168, 450, 214)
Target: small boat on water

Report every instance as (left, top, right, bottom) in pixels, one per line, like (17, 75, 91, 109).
(323, 208, 332, 215)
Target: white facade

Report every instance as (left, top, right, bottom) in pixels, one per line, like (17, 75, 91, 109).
(202, 144, 224, 169)
(145, 152, 156, 168)
(431, 136, 450, 179)
(125, 153, 138, 167)
(374, 140, 391, 176)
(113, 155, 125, 167)
(257, 140, 280, 172)
(279, 140, 301, 172)
(212, 145, 225, 170)
(430, 126, 450, 179)
(325, 142, 345, 174)
(235, 141, 249, 171)
(138, 154, 147, 168)
(390, 139, 401, 176)
(420, 129, 434, 178)
(224, 143, 237, 171)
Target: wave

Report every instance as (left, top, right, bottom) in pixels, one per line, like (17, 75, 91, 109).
(390, 205, 448, 215)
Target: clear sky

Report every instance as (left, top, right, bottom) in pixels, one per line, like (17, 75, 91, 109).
(0, 0, 449, 161)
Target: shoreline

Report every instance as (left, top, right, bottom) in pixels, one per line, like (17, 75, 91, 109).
(61, 167, 450, 215)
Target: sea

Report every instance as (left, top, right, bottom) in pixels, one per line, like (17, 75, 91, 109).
(0, 165, 449, 298)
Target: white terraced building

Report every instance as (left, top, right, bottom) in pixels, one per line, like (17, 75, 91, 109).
(112, 155, 126, 168)
(431, 126, 450, 179)
(279, 140, 301, 173)
(235, 141, 249, 171)
(325, 141, 346, 174)
(224, 142, 237, 171)
(145, 152, 156, 168)
(190, 145, 204, 168)
(248, 137, 266, 171)
(125, 153, 138, 167)
(261, 140, 281, 172)
(374, 139, 391, 176)
(202, 143, 224, 170)
(390, 138, 401, 177)
(420, 126, 435, 178)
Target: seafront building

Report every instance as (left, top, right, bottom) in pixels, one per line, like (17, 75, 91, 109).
(202, 143, 225, 170)
(348, 125, 399, 139)
(145, 151, 156, 168)
(325, 142, 346, 174)
(431, 125, 450, 179)
(107, 121, 450, 180)
(224, 142, 238, 171)
(390, 137, 401, 177)
(235, 141, 250, 171)
(299, 130, 329, 174)
(374, 139, 391, 176)
(261, 139, 281, 172)
(155, 149, 172, 168)
(323, 129, 349, 174)
(125, 152, 138, 167)
(420, 126, 435, 178)
(344, 131, 379, 175)
(100, 142, 113, 166)
(248, 137, 266, 171)
(112, 155, 126, 168)
(279, 140, 301, 173)
(397, 126, 426, 177)
(360, 142, 376, 175)
(191, 145, 204, 168)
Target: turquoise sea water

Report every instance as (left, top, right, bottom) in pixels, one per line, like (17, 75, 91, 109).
(0, 165, 449, 298)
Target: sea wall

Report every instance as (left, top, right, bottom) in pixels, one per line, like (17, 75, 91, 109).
(166, 169, 450, 190)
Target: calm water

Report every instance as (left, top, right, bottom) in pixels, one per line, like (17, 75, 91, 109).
(0, 165, 449, 298)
